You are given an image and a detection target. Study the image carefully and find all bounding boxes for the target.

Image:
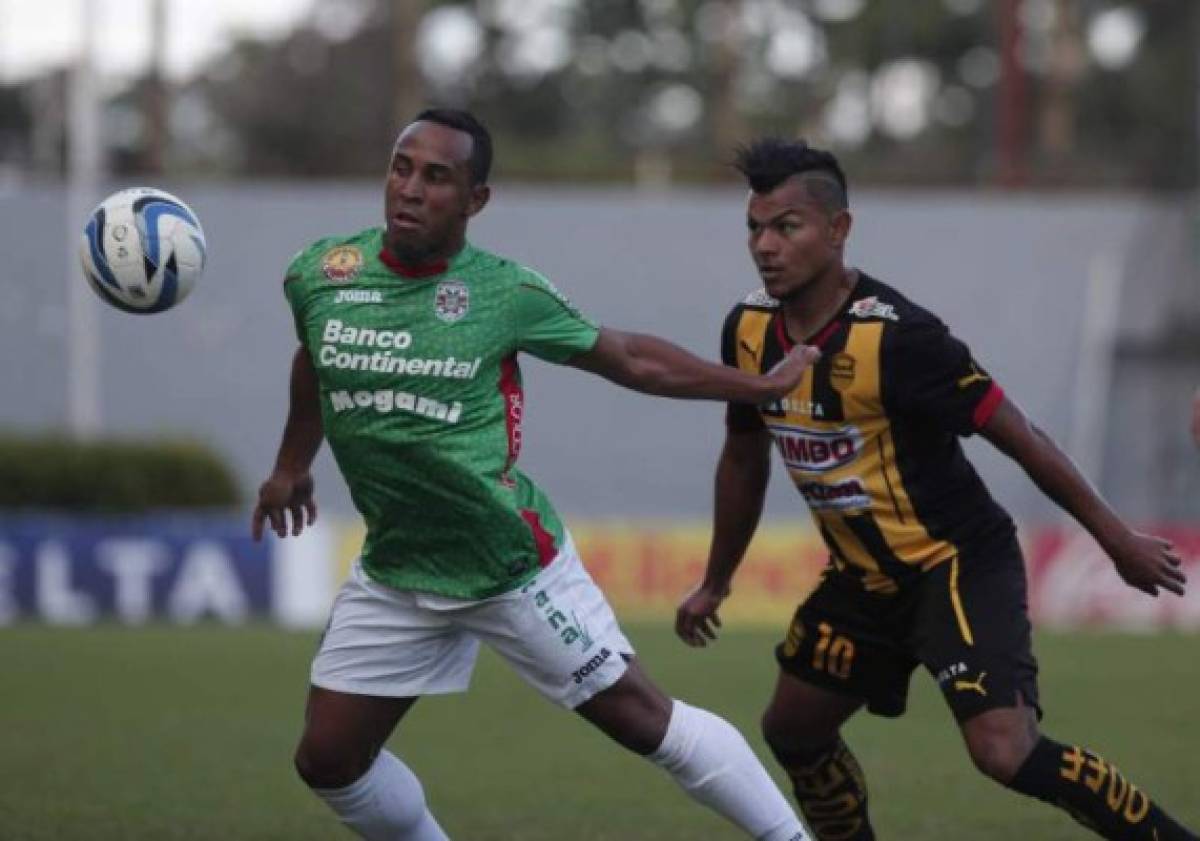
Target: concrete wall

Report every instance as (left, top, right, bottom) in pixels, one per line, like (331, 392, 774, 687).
(2, 183, 1196, 523)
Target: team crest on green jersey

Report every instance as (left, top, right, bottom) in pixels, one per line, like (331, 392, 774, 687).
(434, 280, 469, 323)
(321, 245, 364, 282)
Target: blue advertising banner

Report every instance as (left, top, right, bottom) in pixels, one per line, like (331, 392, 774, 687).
(0, 516, 272, 625)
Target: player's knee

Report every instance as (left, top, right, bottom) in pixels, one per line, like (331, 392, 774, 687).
(964, 724, 1034, 784)
(760, 707, 833, 764)
(293, 737, 372, 790)
(577, 665, 672, 756)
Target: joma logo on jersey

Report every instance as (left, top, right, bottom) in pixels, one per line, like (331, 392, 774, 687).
(334, 289, 382, 304)
(771, 426, 862, 473)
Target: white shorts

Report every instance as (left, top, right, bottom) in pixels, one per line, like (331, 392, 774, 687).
(311, 535, 634, 709)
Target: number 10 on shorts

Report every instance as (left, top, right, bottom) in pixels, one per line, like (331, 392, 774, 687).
(814, 622, 855, 679)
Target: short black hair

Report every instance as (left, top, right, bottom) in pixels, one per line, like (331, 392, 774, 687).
(734, 138, 848, 213)
(413, 107, 493, 186)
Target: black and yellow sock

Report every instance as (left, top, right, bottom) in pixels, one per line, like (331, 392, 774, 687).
(780, 738, 875, 841)
(1009, 737, 1197, 840)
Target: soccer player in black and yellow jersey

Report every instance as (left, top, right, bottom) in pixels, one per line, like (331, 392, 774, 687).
(675, 138, 1196, 841)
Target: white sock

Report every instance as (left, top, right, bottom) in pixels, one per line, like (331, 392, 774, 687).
(650, 700, 810, 841)
(312, 750, 449, 841)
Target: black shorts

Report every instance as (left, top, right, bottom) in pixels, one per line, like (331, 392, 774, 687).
(776, 534, 1040, 723)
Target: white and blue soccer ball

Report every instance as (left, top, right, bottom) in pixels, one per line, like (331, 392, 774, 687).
(79, 187, 207, 314)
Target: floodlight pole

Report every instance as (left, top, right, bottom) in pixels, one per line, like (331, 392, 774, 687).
(65, 0, 103, 438)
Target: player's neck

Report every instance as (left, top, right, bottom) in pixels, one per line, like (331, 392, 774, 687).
(781, 263, 856, 341)
(382, 234, 467, 277)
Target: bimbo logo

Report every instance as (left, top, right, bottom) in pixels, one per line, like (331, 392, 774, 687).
(771, 425, 862, 473)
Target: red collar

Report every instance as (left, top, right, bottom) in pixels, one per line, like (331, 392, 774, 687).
(377, 248, 448, 278)
(774, 315, 841, 352)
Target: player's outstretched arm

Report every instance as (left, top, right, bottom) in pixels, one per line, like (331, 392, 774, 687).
(676, 427, 773, 647)
(568, 326, 819, 403)
(981, 395, 1187, 597)
(252, 346, 324, 541)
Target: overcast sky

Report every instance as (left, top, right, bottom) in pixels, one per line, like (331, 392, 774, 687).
(0, 0, 316, 83)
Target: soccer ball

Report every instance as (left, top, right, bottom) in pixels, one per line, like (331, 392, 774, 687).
(79, 187, 207, 314)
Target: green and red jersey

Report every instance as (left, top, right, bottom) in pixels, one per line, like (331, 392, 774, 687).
(284, 227, 599, 599)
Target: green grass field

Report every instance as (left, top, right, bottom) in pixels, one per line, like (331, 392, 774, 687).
(1, 624, 1196, 840)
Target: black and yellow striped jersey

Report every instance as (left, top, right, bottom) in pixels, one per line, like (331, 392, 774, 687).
(722, 273, 1014, 594)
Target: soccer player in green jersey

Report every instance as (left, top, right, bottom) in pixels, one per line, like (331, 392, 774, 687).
(675, 138, 1196, 840)
(252, 109, 818, 841)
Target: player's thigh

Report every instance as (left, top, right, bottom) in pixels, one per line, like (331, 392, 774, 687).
(916, 536, 1041, 726)
(311, 559, 481, 699)
(462, 535, 635, 711)
(775, 570, 920, 720)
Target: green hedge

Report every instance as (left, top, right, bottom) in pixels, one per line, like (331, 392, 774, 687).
(0, 435, 241, 512)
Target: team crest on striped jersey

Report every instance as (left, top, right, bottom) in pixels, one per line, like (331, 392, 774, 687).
(434, 280, 469, 323)
(742, 288, 779, 308)
(830, 353, 856, 391)
(322, 246, 364, 283)
(848, 295, 898, 321)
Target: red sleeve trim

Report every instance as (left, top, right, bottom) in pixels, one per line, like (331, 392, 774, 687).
(973, 383, 1005, 430)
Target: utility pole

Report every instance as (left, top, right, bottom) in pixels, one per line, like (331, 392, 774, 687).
(996, 0, 1027, 187)
(66, 0, 103, 437)
(143, 0, 168, 174)
(390, 0, 424, 132)
(1038, 0, 1084, 169)
(710, 0, 746, 167)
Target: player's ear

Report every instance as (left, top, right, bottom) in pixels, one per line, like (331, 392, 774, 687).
(465, 183, 490, 218)
(829, 209, 852, 249)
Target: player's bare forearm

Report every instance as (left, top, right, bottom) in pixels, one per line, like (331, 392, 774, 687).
(981, 398, 1126, 545)
(704, 430, 773, 589)
(676, 429, 772, 647)
(272, 346, 325, 477)
(252, 347, 323, 541)
(982, 396, 1186, 595)
(568, 327, 818, 403)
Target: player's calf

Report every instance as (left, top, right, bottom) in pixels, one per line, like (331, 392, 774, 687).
(649, 700, 812, 841)
(309, 749, 448, 841)
(760, 681, 874, 841)
(1008, 736, 1198, 841)
(960, 705, 1039, 784)
(765, 735, 876, 841)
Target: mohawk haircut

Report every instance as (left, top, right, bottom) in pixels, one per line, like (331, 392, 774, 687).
(734, 138, 849, 214)
(413, 107, 493, 186)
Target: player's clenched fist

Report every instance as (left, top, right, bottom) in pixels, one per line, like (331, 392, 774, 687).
(252, 471, 317, 540)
